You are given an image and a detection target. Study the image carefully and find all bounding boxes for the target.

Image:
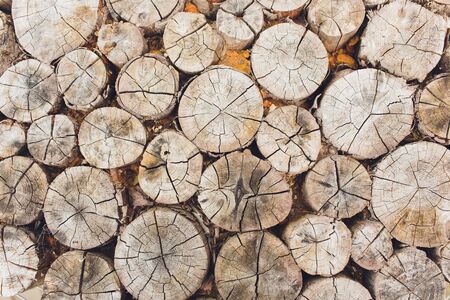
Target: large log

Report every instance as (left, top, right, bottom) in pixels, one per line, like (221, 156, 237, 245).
(0, 11, 21, 75)
(0, 119, 25, 159)
(299, 275, 372, 300)
(257, 0, 308, 15)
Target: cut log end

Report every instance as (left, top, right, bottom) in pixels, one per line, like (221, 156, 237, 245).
(300, 276, 372, 300)
(257, 0, 308, 15)
(0, 120, 25, 159)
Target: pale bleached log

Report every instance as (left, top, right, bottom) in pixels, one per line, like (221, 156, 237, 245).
(0, 120, 25, 159)
(316, 68, 415, 160)
(256, 105, 321, 174)
(251, 23, 328, 102)
(78, 107, 147, 169)
(27, 115, 77, 167)
(56, 48, 107, 112)
(282, 214, 352, 276)
(215, 231, 302, 299)
(114, 207, 209, 300)
(299, 275, 372, 300)
(43, 250, 121, 300)
(372, 141, 449, 248)
(198, 150, 292, 232)
(303, 155, 371, 219)
(0, 11, 21, 75)
(369, 247, 445, 300)
(257, 0, 308, 15)
(12, 0, 100, 63)
(433, 243, 449, 282)
(44, 166, 120, 250)
(178, 66, 263, 154)
(0, 156, 48, 225)
(116, 54, 179, 120)
(163, 12, 224, 74)
(0, 0, 10, 12)
(139, 130, 202, 204)
(0, 59, 60, 123)
(359, 0, 447, 82)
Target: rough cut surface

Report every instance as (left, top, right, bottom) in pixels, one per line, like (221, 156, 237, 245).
(114, 207, 209, 300)
(215, 231, 302, 299)
(316, 68, 415, 159)
(198, 150, 292, 232)
(299, 276, 372, 300)
(0, 120, 25, 159)
(251, 23, 328, 102)
(257, 0, 308, 14)
(0, 12, 21, 76)
(372, 141, 449, 248)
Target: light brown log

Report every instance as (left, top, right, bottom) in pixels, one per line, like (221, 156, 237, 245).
(372, 141, 449, 248)
(433, 243, 449, 282)
(78, 107, 147, 169)
(116, 54, 179, 120)
(43, 250, 121, 300)
(316, 68, 415, 160)
(215, 231, 302, 299)
(12, 0, 100, 63)
(251, 23, 329, 102)
(299, 275, 372, 300)
(0, 156, 48, 226)
(27, 114, 77, 167)
(257, 0, 308, 15)
(178, 66, 263, 154)
(359, 0, 447, 82)
(44, 166, 120, 250)
(198, 150, 292, 232)
(0, 119, 25, 159)
(0, 0, 10, 12)
(0, 11, 21, 75)
(256, 105, 321, 174)
(282, 214, 352, 276)
(0, 225, 39, 297)
(302, 154, 371, 219)
(114, 207, 209, 300)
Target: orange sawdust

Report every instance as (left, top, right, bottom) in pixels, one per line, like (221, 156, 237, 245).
(328, 36, 360, 69)
(184, 2, 200, 13)
(219, 50, 252, 74)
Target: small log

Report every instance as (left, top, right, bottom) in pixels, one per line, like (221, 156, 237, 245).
(372, 141, 449, 248)
(78, 107, 147, 169)
(27, 115, 77, 167)
(56, 48, 108, 111)
(363, 0, 388, 8)
(256, 105, 321, 174)
(417, 74, 450, 145)
(358, 0, 447, 82)
(198, 150, 292, 232)
(251, 23, 328, 102)
(139, 130, 203, 204)
(116, 54, 179, 120)
(302, 155, 371, 219)
(316, 68, 415, 160)
(216, 0, 264, 50)
(433, 243, 449, 281)
(299, 275, 372, 300)
(0, 11, 21, 75)
(44, 166, 120, 250)
(257, 0, 308, 15)
(0, 59, 60, 123)
(0, 156, 48, 225)
(12, 0, 100, 63)
(114, 207, 209, 300)
(0, 119, 25, 159)
(163, 12, 224, 74)
(178, 66, 263, 154)
(0, 0, 10, 12)
(282, 214, 352, 276)
(43, 250, 121, 300)
(307, 0, 365, 52)
(351, 220, 393, 271)
(215, 231, 302, 299)
(369, 247, 445, 300)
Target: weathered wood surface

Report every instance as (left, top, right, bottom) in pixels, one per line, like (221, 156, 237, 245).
(257, 0, 308, 15)
(434, 242, 449, 282)
(0, 11, 21, 75)
(299, 276, 372, 300)
(0, 119, 25, 159)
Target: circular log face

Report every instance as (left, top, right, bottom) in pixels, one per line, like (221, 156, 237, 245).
(0, 225, 39, 297)
(316, 68, 415, 160)
(27, 115, 77, 167)
(114, 207, 209, 300)
(12, 0, 99, 63)
(179, 66, 263, 154)
(0, 156, 48, 226)
(43, 251, 121, 300)
(0, 120, 25, 159)
(299, 276, 372, 300)
(163, 12, 224, 74)
(371, 247, 445, 300)
(417, 75, 450, 145)
(44, 166, 120, 250)
(215, 231, 302, 299)
(198, 151, 292, 232)
(359, 0, 447, 82)
(282, 214, 352, 276)
(257, 0, 308, 13)
(78, 107, 147, 169)
(303, 155, 371, 219)
(139, 130, 203, 204)
(0, 59, 60, 123)
(56, 48, 107, 111)
(372, 141, 449, 248)
(0, 12, 21, 76)
(251, 23, 328, 102)
(256, 105, 321, 174)
(116, 54, 179, 120)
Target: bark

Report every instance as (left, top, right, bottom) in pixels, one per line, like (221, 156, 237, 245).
(299, 275, 372, 300)
(0, 0, 10, 12)
(0, 11, 21, 76)
(257, 0, 308, 15)
(0, 119, 25, 159)
(433, 243, 449, 282)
